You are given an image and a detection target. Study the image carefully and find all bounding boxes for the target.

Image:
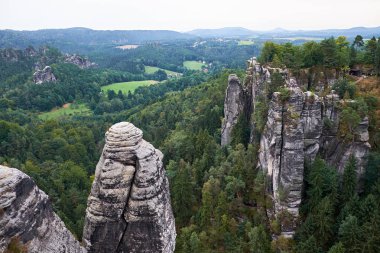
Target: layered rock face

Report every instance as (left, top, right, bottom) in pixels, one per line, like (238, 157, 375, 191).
(222, 59, 371, 236)
(83, 122, 176, 253)
(0, 165, 84, 253)
(33, 66, 57, 84)
(221, 74, 246, 146)
(259, 82, 370, 236)
(258, 79, 306, 236)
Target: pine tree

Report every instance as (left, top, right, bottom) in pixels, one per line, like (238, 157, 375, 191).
(189, 232, 201, 252)
(338, 215, 362, 253)
(375, 38, 380, 76)
(171, 160, 195, 226)
(296, 236, 322, 253)
(248, 225, 271, 253)
(341, 156, 357, 204)
(328, 242, 345, 253)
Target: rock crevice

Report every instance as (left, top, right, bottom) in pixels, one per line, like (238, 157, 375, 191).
(83, 122, 176, 253)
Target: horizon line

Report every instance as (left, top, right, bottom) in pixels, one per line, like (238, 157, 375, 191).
(1, 25, 380, 33)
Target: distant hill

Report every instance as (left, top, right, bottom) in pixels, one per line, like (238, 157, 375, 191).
(0, 26, 379, 53)
(188, 26, 380, 39)
(188, 27, 254, 38)
(0, 28, 195, 52)
(258, 26, 380, 39)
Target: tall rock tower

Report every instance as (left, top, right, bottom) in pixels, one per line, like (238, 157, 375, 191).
(221, 58, 370, 237)
(83, 122, 176, 253)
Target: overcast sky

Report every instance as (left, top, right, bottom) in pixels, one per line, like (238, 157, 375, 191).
(1, 0, 379, 31)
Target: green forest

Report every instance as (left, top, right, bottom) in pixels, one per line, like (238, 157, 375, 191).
(1, 34, 380, 253)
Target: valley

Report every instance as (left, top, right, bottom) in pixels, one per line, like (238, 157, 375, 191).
(0, 25, 380, 253)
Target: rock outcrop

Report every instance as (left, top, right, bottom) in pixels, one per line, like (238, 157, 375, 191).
(0, 165, 84, 253)
(320, 96, 371, 176)
(258, 79, 306, 236)
(64, 54, 96, 69)
(222, 58, 371, 236)
(33, 66, 57, 84)
(83, 122, 176, 253)
(221, 74, 246, 146)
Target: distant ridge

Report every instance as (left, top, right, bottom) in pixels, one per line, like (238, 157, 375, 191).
(187, 26, 380, 38)
(188, 27, 254, 37)
(0, 26, 379, 53)
(0, 28, 195, 51)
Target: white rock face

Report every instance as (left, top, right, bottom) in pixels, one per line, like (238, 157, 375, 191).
(0, 166, 84, 253)
(82, 122, 176, 253)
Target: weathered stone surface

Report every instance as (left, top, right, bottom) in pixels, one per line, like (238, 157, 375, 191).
(221, 74, 245, 146)
(320, 107, 371, 176)
(0, 165, 84, 253)
(257, 83, 370, 236)
(33, 66, 57, 84)
(83, 122, 176, 253)
(64, 54, 96, 69)
(258, 80, 306, 236)
(302, 91, 323, 162)
(222, 58, 371, 237)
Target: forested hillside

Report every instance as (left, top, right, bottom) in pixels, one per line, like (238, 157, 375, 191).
(1, 33, 380, 253)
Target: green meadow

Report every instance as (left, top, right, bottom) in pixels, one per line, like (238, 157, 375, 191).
(39, 103, 91, 120)
(183, 61, 205, 70)
(101, 80, 158, 94)
(144, 66, 180, 76)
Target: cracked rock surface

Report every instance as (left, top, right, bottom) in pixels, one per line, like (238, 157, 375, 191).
(221, 74, 245, 146)
(0, 165, 84, 253)
(82, 122, 176, 253)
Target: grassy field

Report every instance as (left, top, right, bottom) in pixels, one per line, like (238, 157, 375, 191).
(101, 80, 158, 94)
(238, 40, 255, 46)
(39, 103, 91, 120)
(144, 66, 180, 76)
(183, 61, 205, 71)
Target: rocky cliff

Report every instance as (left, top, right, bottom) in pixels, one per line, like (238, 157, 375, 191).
(82, 122, 176, 253)
(64, 54, 96, 69)
(0, 122, 176, 253)
(221, 58, 371, 236)
(33, 66, 57, 84)
(0, 165, 84, 253)
(221, 74, 245, 146)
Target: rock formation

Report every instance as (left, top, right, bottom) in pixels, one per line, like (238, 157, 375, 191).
(221, 74, 246, 146)
(0, 165, 84, 253)
(320, 96, 371, 176)
(258, 79, 306, 236)
(0, 122, 176, 253)
(222, 58, 371, 236)
(64, 54, 96, 69)
(82, 122, 176, 253)
(33, 66, 57, 84)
